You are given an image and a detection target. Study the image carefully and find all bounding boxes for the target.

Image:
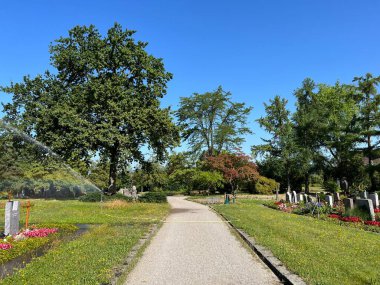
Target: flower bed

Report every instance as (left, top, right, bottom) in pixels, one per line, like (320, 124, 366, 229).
(364, 220, 380, 227)
(0, 224, 77, 265)
(0, 227, 58, 252)
(266, 201, 380, 233)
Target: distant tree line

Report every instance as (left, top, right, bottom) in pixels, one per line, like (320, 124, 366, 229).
(253, 74, 380, 193)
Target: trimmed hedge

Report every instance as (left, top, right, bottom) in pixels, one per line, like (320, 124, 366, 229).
(139, 192, 167, 203)
(78, 192, 133, 202)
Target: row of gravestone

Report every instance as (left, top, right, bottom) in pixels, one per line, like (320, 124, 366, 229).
(285, 191, 379, 221)
(285, 191, 317, 204)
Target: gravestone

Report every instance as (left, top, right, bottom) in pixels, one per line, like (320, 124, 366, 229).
(325, 195, 334, 207)
(4, 201, 20, 236)
(131, 185, 138, 200)
(119, 188, 132, 197)
(297, 193, 304, 202)
(333, 192, 340, 202)
(286, 192, 292, 203)
(360, 191, 368, 199)
(292, 191, 298, 203)
(356, 198, 375, 221)
(369, 193, 379, 209)
(343, 198, 354, 211)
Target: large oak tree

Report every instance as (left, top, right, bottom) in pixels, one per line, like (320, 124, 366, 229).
(2, 23, 180, 192)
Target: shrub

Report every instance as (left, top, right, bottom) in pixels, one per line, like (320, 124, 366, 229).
(253, 176, 278, 195)
(139, 192, 167, 203)
(78, 192, 133, 202)
(323, 180, 339, 193)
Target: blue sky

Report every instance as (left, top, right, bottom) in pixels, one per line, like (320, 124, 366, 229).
(1, 0, 380, 154)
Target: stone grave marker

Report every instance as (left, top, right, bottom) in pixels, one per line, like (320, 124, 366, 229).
(333, 192, 340, 202)
(286, 192, 292, 203)
(5, 201, 20, 236)
(131, 185, 138, 200)
(356, 198, 375, 221)
(292, 191, 298, 203)
(369, 193, 379, 209)
(325, 195, 333, 207)
(297, 193, 304, 202)
(360, 191, 368, 199)
(343, 198, 354, 211)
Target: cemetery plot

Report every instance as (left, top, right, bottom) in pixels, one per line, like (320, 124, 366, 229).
(266, 192, 380, 233)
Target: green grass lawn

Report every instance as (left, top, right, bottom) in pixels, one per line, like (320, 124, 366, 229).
(0, 199, 169, 284)
(214, 199, 380, 285)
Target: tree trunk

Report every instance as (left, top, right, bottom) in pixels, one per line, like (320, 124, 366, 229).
(367, 131, 376, 192)
(305, 172, 310, 194)
(287, 169, 291, 193)
(108, 141, 120, 193)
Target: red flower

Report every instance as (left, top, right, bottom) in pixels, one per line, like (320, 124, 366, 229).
(374, 208, 380, 213)
(328, 214, 341, 219)
(364, 221, 380, 227)
(339, 216, 362, 223)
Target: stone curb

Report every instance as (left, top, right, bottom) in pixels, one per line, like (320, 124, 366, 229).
(211, 207, 307, 285)
(110, 223, 160, 285)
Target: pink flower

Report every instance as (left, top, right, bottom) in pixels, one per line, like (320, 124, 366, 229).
(0, 243, 12, 250)
(23, 228, 58, 238)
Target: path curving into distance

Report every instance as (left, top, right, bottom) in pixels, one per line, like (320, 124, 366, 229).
(125, 196, 280, 285)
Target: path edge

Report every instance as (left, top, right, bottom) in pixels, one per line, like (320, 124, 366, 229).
(210, 206, 307, 285)
(110, 221, 163, 285)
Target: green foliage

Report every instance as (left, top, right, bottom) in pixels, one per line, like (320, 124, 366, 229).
(132, 163, 169, 192)
(1, 23, 179, 193)
(176, 86, 252, 158)
(191, 170, 224, 194)
(353, 73, 380, 191)
(253, 96, 300, 192)
(139, 192, 167, 203)
(168, 168, 197, 193)
(252, 176, 278, 194)
(323, 180, 340, 193)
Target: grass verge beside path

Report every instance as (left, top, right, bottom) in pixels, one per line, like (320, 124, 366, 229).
(0, 200, 169, 284)
(214, 199, 380, 285)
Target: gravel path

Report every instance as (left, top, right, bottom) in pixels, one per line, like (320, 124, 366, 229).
(125, 196, 280, 285)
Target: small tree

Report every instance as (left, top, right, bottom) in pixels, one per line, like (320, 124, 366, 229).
(206, 152, 259, 193)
